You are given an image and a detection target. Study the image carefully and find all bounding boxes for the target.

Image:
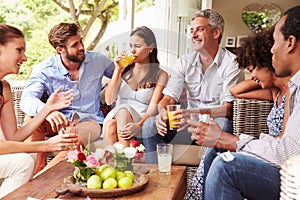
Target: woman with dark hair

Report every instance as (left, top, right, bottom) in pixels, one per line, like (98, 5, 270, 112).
(0, 24, 78, 197)
(231, 26, 290, 137)
(103, 26, 168, 146)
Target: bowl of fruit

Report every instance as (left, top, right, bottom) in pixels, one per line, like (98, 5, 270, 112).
(56, 164, 149, 198)
(58, 139, 148, 198)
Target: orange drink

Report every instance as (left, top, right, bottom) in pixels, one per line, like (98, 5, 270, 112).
(166, 105, 181, 130)
(168, 111, 180, 130)
(118, 53, 135, 68)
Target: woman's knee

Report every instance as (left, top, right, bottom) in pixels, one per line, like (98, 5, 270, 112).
(104, 119, 117, 136)
(105, 119, 117, 129)
(12, 153, 35, 175)
(115, 108, 132, 119)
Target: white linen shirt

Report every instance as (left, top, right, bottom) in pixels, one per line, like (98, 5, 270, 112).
(237, 70, 300, 167)
(163, 47, 244, 109)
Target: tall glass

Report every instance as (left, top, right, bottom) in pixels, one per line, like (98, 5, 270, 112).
(156, 143, 173, 175)
(166, 104, 181, 130)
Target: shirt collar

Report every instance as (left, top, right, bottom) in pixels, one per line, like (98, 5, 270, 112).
(289, 70, 300, 87)
(193, 47, 224, 68)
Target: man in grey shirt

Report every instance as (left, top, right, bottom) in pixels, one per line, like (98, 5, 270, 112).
(142, 9, 244, 164)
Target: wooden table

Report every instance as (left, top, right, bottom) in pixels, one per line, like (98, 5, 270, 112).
(2, 161, 187, 200)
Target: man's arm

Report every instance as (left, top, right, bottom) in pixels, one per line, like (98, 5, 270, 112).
(200, 102, 233, 119)
(158, 95, 177, 111)
(188, 119, 239, 151)
(20, 69, 47, 116)
(103, 59, 115, 79)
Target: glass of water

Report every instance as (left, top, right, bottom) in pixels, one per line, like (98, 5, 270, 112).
(156, 143, 173, 175)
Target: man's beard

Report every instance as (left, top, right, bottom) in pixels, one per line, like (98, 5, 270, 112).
(66, 49, 85, 63)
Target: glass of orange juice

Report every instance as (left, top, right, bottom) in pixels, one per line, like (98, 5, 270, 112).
(117, 50, 135, 68)
(166, 105, 181, 130)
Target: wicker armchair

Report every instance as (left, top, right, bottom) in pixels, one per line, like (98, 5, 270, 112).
(233, 98, 273, 138)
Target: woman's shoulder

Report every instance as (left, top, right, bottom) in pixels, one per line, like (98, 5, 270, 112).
(157, 69, 168, 82)
(270, 87, 281, 100)
(0, 79, 10, 110)
(0, 79, 11, 92)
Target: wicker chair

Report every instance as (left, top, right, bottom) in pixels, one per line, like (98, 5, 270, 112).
(233, 98, 273, 138)
(11, 85, 26, 128)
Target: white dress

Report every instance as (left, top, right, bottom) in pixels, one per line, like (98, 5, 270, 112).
(102, 80, 154, 132)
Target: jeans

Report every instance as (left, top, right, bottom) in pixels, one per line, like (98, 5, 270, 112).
(201, 118, 233, 198)
(205, 153, 280, 200)
(142, 116, 232, 164)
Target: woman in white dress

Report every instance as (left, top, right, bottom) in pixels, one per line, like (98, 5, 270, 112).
(103, 26, 168, 146)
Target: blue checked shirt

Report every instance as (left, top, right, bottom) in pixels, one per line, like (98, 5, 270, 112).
(20, 51, 115, 124)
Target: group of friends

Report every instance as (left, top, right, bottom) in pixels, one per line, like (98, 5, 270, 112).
(0, 4, 300, 200)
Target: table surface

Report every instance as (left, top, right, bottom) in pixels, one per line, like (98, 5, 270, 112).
(2, 161, 187, 200)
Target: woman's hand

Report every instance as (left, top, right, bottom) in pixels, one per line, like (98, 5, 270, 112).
(45, 133, 79, 152)
(45, 87, 73, 111)
(118, 123, 141, 140)
(114, 50, 134, 70)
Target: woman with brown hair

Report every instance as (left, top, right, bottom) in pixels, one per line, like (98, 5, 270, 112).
(0, 24, 78, 197)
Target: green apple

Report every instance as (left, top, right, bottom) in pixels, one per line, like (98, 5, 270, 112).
(124, 170, 135, 182)
(102, 178, 118, 189)
(100, 167, 117, 181)
(118, 176, 133, 188)
(116, 171, 126, 180)
(86, 175, 102, 189)
(98, 164, 110, 174)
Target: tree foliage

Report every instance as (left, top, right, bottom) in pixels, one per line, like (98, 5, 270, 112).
(1, 0, 154, 80)
(51, 0, 118, 50)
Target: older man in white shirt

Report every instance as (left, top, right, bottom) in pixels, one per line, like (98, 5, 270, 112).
(142, 9, 244, 165)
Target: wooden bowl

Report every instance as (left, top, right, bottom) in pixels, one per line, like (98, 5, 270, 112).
(56, 173, 149, 198)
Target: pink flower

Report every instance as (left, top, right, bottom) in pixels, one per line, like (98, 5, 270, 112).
(66, 150, 78, 163)
(85, 155, 100, 168)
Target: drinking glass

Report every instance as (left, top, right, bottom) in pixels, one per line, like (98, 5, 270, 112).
(156, 143, 173, 175)
(190, 113, 210, 123)
(190, 113, 210, 136)
(117, 50, 135, 68)
(166, 104, 181, 130)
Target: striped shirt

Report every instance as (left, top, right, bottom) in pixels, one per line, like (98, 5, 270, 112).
(237, 70, 300, 168)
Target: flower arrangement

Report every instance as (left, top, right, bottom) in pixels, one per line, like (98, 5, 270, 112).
(66, 139, 145, 185)
(108, 141, 145, 171)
